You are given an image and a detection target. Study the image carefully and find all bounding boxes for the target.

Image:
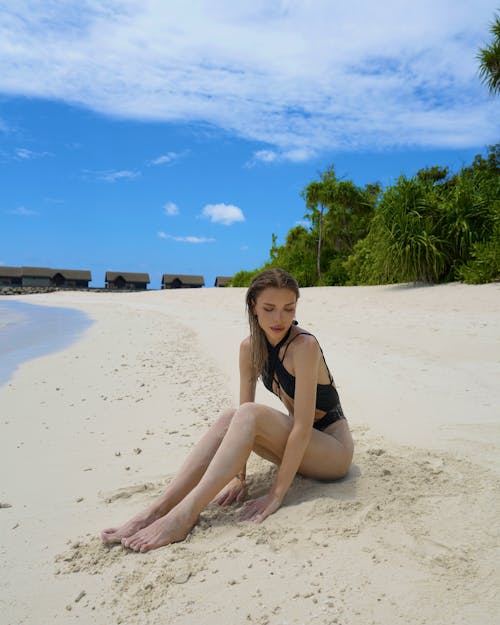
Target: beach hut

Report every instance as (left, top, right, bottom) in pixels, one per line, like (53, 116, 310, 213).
(50, 269, 92, 288)
(19, 267, 91, 288)
(105, 271, 150, 290)
(214, 276, 232, 287)
(21, 266, 56, 287)
(0, 266, 22, 286)
(161, 274, 205, 289)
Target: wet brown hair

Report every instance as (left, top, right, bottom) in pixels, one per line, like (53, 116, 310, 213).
(245, 268, 300, 381)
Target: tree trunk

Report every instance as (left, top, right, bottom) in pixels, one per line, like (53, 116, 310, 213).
(317, 205, 324, 283)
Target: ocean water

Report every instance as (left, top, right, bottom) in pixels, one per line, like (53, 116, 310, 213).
(0, 300, 93, 387)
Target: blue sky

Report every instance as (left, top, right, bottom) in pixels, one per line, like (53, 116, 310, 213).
(0, 1, 498, 288)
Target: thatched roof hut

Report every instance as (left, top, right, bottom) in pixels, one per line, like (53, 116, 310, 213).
(0, 266, 23, 286)
(0, 266, 91, 288)
(161, 274, 205, 289)
(214, 276, 232, 287)
(105, 271, 150, 290)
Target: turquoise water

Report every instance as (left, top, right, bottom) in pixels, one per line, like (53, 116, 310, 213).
(0, 300, 93, 386)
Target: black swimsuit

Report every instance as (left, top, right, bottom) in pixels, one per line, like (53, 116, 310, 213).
(262, 327, 346, 431)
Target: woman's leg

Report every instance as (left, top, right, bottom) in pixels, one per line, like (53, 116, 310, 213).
(101, 408, 236, 544)
(122, 403, 353, 552)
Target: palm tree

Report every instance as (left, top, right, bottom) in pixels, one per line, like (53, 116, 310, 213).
(302, 167, 337, 283)
(478, 12, 500, 94)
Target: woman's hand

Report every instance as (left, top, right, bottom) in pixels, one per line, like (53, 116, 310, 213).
(212, 477, 247, 506)
(239, 493, 282, 523)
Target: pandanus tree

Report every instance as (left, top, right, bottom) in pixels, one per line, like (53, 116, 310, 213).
(477, 12, 500, 95)
(377, 176, 448, 283)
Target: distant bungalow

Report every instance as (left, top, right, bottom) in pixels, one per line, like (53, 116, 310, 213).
(162, 274, 205, 289)
(214, 276, 232, 287)
(105, 272, 150, 290)
(0, 266, 22, 287)
(0, 266, 91, 288)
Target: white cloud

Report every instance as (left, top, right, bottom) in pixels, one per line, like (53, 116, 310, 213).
(83, 169, 141, 182)
(0, 2, 498, 154)
(158, 231, 215, 243)
(148, 152, 180, 166)
(15, 148, 52, 160)
(254, 150, 279, 163)
(248, 147, 317, 166)
(164, 201, 179, 216)
(7, 206, 38, 216)
(202, 203, 245, 226)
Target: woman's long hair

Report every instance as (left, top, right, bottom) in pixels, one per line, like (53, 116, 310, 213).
(246, 268, 300, 382)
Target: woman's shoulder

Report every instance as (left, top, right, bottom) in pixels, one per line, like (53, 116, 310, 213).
(288, 329, 321, 358)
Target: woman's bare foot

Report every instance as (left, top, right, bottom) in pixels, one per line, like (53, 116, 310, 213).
(101, 509, 159, 545)
(122, 504, 198, 552)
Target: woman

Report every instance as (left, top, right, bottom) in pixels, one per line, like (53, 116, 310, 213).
(101, 268, 353, 552)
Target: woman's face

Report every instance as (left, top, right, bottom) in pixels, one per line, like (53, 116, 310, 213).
(253, 287, 297, 343)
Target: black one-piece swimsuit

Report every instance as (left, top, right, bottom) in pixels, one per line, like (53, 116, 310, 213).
(262, 327, 346, 431)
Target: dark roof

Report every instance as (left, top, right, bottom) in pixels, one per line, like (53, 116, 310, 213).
(214, 276, 232, 287)
(162, 274, 205, 286)
(106, 272, 150, 283)
(0, 266, 23, 277)
(21, 266, 55, 278)
(53, 269, 92, 281)
(20, 266, 91, 280)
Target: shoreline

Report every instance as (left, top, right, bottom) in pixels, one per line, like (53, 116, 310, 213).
(1, 284, 499, 624)
(0, 300, 93, 387)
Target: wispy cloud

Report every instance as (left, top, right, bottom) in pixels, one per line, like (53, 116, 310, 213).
(6, 206, 38, 216)
(0, 2, 497, 155)
(83, 169, 141, 182)
(158, 231, 215, 244)
(44, 197, 65, 204)
(201, 203, 245, 226)
(148, 152, 182, 166)
(247, 147, 317, 167)
(15, 148, 52, 160)
(164, 201, 179, 216)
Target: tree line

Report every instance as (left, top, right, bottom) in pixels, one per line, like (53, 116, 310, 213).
(231, 145, 499, 287)
(232, 15, 499, 287)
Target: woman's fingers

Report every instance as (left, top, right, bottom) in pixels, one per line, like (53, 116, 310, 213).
(239, 495, 280, 522)
(240, 497, 265, 521)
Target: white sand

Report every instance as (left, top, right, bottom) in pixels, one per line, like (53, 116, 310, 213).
(1, 283, 499, 625)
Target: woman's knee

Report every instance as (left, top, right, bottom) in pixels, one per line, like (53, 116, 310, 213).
(213, 407, 237, 436)
(229, 402, 263, 431)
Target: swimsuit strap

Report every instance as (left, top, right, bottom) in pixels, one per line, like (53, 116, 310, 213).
(281, 331, 334, 385)
(280, 331, 311, 361)
(265, 326, 292, 382)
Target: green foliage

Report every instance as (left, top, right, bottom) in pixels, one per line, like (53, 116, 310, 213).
(322, 256, 349, 286)
(302, 166, 378, 283)
(456, 230, 500, 283)
(343, 217, 395, 285)
(267, 226, 319, 286)
(234, 145, 499, 288)
(477, 12, 500, 94)
(230, 268, 261, 287)
(376, 176, 448, 283)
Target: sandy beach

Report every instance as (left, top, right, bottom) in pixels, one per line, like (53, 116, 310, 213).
(1, 283, 499, 625)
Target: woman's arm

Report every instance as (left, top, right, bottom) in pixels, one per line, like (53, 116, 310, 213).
(239, 336, 256, 405)
(242, 336, 320, 522)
